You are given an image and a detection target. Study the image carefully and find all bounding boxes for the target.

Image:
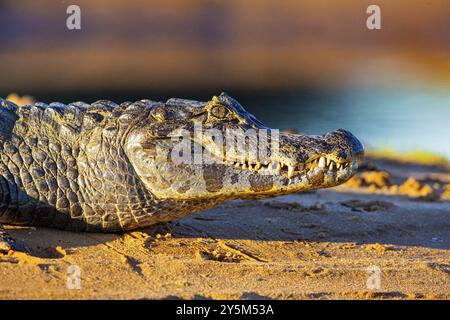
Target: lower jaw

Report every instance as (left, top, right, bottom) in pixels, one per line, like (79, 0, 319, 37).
(241, 167, 355, 197)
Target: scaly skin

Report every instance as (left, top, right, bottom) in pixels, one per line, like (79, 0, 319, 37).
(0, 93, 364, 242)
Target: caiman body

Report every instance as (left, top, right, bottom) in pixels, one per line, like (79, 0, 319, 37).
(0, 93, 364, 235)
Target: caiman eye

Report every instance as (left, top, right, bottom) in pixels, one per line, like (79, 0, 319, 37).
(210, 104, 229, 119)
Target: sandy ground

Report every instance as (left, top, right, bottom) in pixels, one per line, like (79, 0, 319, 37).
(0, 158, 449, 300)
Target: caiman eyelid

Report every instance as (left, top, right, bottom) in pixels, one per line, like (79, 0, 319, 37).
(210, 104, 230, 119)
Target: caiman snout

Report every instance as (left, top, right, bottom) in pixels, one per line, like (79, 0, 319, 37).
(275, 128, 364, 181)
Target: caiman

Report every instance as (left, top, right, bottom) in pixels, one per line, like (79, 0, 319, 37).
(0, 93, 364, 252)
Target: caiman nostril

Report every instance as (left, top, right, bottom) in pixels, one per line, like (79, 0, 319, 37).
(327, 128, 365, 159)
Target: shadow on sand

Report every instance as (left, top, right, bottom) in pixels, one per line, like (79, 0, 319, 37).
(7, 188, 449, 259)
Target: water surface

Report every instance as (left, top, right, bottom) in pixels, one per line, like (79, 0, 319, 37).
(241, 87, 450, 159)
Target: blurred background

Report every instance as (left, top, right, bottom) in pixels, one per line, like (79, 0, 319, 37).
(0, 0, 449, 159)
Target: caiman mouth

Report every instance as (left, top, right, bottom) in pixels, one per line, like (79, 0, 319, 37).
(223, 155, 354, 179)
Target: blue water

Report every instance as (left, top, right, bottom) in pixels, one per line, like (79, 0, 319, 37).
(242, 87, 450, 159)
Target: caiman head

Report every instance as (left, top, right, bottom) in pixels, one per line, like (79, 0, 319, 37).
(125, 93, 364, 202)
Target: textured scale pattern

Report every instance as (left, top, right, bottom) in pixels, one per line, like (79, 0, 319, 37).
(0, 98, 218, 232)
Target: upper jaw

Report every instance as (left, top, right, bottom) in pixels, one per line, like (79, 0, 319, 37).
(220, 128, 364, 181)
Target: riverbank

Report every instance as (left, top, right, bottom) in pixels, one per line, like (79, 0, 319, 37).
(0, 157, 449, 299)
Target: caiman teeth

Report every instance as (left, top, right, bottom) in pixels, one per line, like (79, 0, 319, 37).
(329, 161, 335, 170)
(318, 156, 326, 168)
(227, 156, 352, 178)
(287, 165, 295, 179)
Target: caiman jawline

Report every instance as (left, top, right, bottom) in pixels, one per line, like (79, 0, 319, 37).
(223, 155, 354, 179)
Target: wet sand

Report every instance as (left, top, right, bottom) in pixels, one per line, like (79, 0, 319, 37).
(0, 158, 449, 299)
